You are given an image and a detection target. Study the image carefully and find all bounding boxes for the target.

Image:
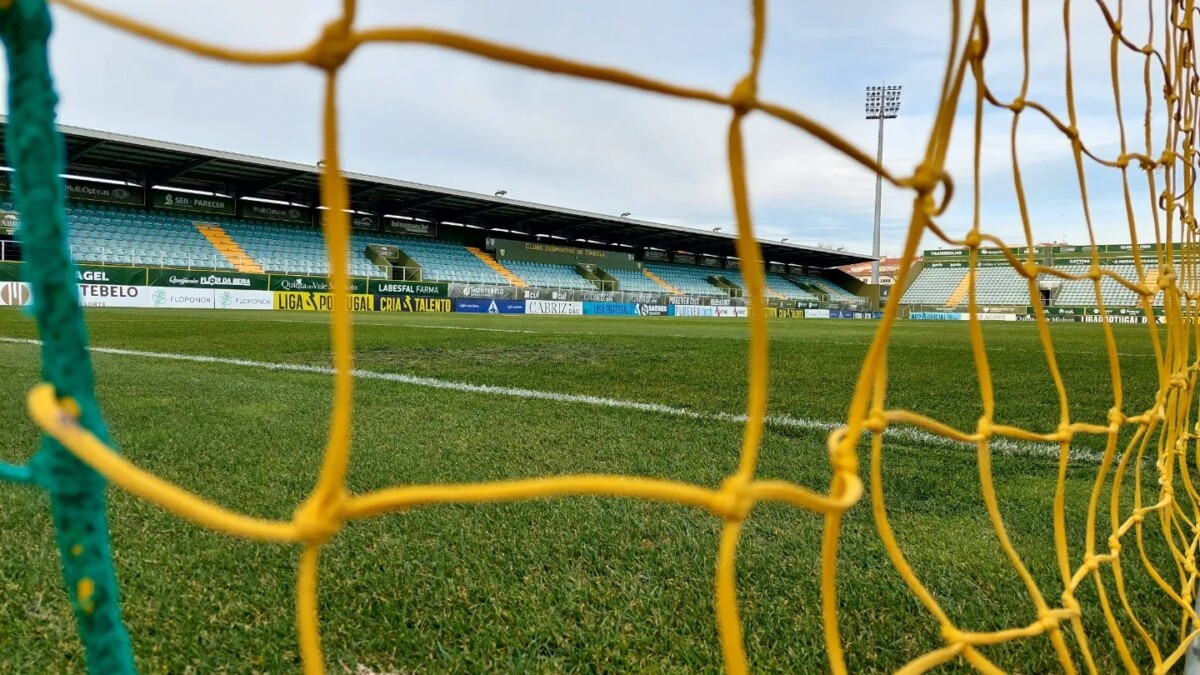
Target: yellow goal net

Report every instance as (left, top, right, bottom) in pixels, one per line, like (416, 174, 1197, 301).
(4, 0, 1200, 672)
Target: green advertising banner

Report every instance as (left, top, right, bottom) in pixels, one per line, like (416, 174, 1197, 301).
(75, 265, 147, 285)
(383, 217, 436, 237)
(239, 201, 312, 225)
(1031, 306, 1084, 316)
(148, 268, 268, 290)
(0, 171, 9, 194)
(0, 261, 19, 281)
(268, 274, 369, 294)
(1100, 243, 1157, 253)
(923, 248, 967, 258)
(0, 210, 17, 235)
(492, 237, 640, 270)
(66, 179, 145, 206)
(321, 210, 379, 231)
(152, 189, 235, 216)
(368, 279, 448, 297)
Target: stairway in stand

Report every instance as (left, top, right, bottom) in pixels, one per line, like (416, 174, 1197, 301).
(466, 246, 525, 287)
(195, 223, 262, 273)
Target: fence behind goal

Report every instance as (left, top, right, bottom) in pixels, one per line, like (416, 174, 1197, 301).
(1, 0, 1199, 672)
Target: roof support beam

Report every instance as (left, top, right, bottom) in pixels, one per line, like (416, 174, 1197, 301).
(349, 183, 389, 199)
(238, 170, 310, 197)
(67, 139, 107, 162)
(148, 156, 217, 185)
(459, 203, 512, 219)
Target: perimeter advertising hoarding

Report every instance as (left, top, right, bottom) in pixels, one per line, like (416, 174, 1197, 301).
(520, 287, 575, 301)
(453, 298, 525, 314)
(0, 281, 31, 306)
(216, 290, 275, 310)
(78, 284, 149, 308)
(449, 283, 519, 300)
(714, 306, 749, 318)
(636, 304, 668, 316)
(375, 295, 453, 312)
(269, 275, 369, 294)
(148, 268, 267, 290)
(274, 292, 374, 311)
(148, 287, 215, 309)
(76, 265, 146, 286)
(370, 280, 448, 298)
(669, 305, 715, 317)
(526, 300, 583, 315)
(0, 210, 17, 235)
(910, 312, 967, 320)
(583, 302, 638, 316)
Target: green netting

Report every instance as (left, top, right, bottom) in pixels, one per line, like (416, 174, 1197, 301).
(0, 0, 135, 671)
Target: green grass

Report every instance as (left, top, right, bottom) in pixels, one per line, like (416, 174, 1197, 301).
(0, 309, 1191, 673)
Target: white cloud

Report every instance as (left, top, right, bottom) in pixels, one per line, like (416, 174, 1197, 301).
(0, 0, 1183, 256)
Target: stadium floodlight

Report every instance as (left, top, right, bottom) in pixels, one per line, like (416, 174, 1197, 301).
(621, 212, 631, 217)
(713, 227, 722, 232)
(865, 84, 901, 288)
(781, 238, 789, 243)
(494, 189, 507, 197)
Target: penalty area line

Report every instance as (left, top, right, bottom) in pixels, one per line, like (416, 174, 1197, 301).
(0, 336, 1094, 462)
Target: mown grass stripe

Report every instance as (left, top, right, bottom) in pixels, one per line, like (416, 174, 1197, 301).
(0, 335, 1097, 462)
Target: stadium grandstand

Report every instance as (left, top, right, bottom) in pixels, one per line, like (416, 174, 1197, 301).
(0, 118, 871, 309)
(899, 246, 1169, 311)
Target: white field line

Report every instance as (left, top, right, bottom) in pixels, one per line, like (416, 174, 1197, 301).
(0, 336, 1109, 462)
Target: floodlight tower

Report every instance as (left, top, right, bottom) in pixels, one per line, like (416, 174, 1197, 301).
(865, 84, 901, 286)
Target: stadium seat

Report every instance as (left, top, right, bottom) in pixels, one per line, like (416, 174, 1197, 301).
(644, 263, 727, 296)
(502, 260, 595, 290)
(600, 267, 663, 293)
(900, 267, 969, 305)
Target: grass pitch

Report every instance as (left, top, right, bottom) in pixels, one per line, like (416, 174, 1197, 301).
(0, 309, 1188, 672)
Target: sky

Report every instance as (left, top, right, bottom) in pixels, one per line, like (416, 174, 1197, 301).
(0, 0, 1179, 257)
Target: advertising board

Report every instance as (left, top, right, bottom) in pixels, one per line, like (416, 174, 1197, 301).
(0, 281, 31, 306)
(635, 304, 668, 316)
(452, 299, 526, 314)
(216, 290, 274, 310)
(670, 305, 715, 317)
(274, 292, 375, 311)
(149, 287, 214, 309)
(375, 295, 453, 312)
(583, 302, 638, 316)
(526, 300, 583, 315)
(715, 306, 749, 318)
(78, 284, 149, 308)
